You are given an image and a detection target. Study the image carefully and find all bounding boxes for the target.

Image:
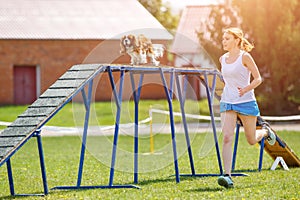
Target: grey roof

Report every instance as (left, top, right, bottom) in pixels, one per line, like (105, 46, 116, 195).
(0, 0, 173, 40)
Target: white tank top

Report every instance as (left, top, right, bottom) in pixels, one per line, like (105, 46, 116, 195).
(220, 50, 256, 104)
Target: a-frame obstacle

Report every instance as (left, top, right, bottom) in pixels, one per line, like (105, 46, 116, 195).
(0, 64, 299, 197)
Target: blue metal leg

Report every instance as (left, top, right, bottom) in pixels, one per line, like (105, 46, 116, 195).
(6, 159, 15, 196)
(232, 123, 241, 171)
(108, 68, 125, 186)
(183, 75, 188, 100)
(77, 80, 93, 187)
(204, 73, 223, 175)
(210, 74, 217, 100)
(159, 68, 180, 183)
(5, 130, 49, 196)
(130, 72, 144, 184)
(35, 129, 49, 195)
(175, 74, 195, 175)
(258, 137, 265, 171)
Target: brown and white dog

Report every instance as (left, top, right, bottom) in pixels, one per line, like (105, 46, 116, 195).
(120, 34, 164, 66)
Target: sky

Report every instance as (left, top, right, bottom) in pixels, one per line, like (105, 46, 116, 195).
(163, 0, 224, 13)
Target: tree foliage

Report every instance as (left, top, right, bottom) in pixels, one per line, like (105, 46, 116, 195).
(197, 0, 300, 115)
(138, 0, 179, 33)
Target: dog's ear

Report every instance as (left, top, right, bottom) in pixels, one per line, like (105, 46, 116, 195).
(129, 35, 138, 48)
(128, 34, 138, 48)
(121, 35, 126, 40)
(120, 36, 126, 54)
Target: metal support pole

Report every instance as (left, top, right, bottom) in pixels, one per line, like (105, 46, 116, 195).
(35, 129, 49, 195)
(77, 80, 94, 187)
(232, 122, 241, 171)
(175, 74, 195, 175)
(183, 75, 188, 102)
(159, 68, 180, 183)
(5, 130, 49, 196)
(204, 73, 223, 175)
(210, 74, 217, 101)
(130, 72, 144, 184)
(108, 67, 125, 186)
(6, 159, 15, 196)
(258, 138, 265, 171)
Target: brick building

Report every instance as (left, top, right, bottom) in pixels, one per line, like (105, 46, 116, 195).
(0, 0, 172, 105)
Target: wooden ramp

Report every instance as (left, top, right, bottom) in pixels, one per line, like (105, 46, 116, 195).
(262, 128, 300, 168)
(0, 64, 105, 168)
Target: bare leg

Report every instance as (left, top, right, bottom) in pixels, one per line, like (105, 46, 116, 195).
(221, 111, 237, 176)
(238, 114, 268, 145)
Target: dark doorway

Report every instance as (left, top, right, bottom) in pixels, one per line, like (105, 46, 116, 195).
(13, 65, 37, 105)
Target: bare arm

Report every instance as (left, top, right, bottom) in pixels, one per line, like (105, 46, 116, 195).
(238, 53, 262, 97)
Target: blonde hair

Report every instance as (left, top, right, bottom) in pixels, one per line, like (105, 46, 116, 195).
(224, 27, 254, 52)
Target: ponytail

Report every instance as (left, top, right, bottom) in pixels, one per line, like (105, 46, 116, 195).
(224, 27, 254, 52)
(241, 37, 254, 52)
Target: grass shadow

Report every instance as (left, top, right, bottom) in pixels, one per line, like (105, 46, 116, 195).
(0, 193, 46, 200)
(136, 174, 221, 186)
(186, 187, 224, 192)
(232, 167, 270, 173)
(136, 177, 177, 186)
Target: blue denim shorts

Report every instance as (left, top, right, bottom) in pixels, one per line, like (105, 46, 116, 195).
(220, 101, 260, 116)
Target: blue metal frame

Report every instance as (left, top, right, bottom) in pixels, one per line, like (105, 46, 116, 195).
(51, 66, 237, 189)
(35, 129, 49, 195)
(159, 68, 180, 183)
(52, 80, 97, 190)
(258, 137, 265, 171)
(203, 73, 223, 175)
(108, 67, 124, 186)
(4, 65, 258, 196)
(52, 66, 139, 190)
(129, 72, 144, 184)
(6, 129, 48, 196)
(76, 80, 93, 187)
(106, 67, 139, 188)
(175, 72, 247, 177)
(175, 74, 195, 175)
(231, 121, 241, 171)
(205, 73, 246, 177)
(6, 159, 14, 195)
(232, 123, 265, 172)
(176, 73, 224, 177)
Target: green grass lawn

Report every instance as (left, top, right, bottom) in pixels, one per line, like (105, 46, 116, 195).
(0, 131, 299, 199)
(0, 101, 300, 199)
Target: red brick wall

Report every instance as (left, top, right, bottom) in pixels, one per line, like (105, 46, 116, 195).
(0, 39, 170, 105)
